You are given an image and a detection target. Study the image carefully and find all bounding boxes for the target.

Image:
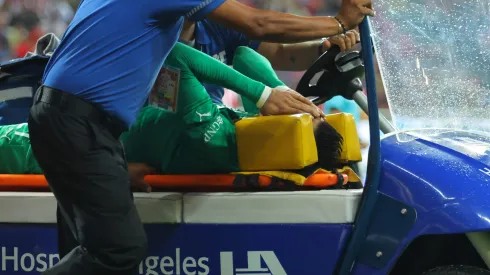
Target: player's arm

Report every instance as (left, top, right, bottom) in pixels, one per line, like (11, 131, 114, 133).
(207, 0, 373, 43)
(169, 43, 268, 108)
(256, 30, 360, 71)
(167, 43, 320, 117)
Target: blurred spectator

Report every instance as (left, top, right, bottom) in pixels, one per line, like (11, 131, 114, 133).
(43, 0, 74, 38)
(14, 25, 41, 57)
(255, 0, 311, 16)
(10, 8, 40, 31)
(0, 9, 11, 61)
(324, 96, 361, 122)
(0, 0, 74, 62)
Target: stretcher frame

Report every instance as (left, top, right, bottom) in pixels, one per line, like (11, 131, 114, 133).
(0, 173, 348, 191)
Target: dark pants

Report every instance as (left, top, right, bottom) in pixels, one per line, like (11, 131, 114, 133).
(28, 86, 147, 275)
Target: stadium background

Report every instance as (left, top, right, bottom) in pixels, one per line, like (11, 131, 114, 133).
(0, 0, 388, 110)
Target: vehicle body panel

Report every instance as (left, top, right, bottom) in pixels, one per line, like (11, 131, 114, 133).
(350, 130, 490, 274)
(380, 130, 490, 233)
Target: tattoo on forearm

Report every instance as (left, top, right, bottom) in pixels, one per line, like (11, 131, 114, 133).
(289, 55, 296, 64)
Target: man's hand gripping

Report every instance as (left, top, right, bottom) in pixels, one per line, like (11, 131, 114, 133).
(336, 0, 375, 31)
(128, 163, 156, 193)
(260, 88, 323, 118)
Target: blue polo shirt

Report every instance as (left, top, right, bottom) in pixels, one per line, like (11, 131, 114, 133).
(184, 19, 260, 103)
(42, 0, 226, 127)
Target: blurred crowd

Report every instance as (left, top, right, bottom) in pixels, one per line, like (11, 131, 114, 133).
(0, 0, 342, 62)
(0, 0, 76, 62)
(0, 0, 383, 111)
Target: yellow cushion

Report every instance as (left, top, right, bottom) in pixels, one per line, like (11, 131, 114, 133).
(236, 114, 318, 171)
(324, 113, 362, 163)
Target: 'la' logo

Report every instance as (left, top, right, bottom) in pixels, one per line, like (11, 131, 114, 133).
(220, 251, 287, 275)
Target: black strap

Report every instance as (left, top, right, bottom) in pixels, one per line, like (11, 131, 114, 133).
(287, 163, 321, 178)
(275, 178, 297, 191)
(233, 173, 302, 191)
(232, 174, 245, 187)
(334, 169, 347, 189)
(247, 174, 260, 188)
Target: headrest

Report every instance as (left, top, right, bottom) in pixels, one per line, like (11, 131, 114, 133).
(236, 114, 317, 171)
(235, 113, 362, 172)
(324, 113, 362, 163)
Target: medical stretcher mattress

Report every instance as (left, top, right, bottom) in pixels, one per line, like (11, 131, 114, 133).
(0, 190, 362, 224)
(0, 173, 360, 224)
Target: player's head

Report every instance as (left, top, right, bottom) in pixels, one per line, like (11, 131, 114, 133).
(313, 117, 343, 171)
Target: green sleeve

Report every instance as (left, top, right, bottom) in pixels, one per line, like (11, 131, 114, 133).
(232, 46, 289, 114)
(166, 43, 269, 108)
(232, 46, 287, 89)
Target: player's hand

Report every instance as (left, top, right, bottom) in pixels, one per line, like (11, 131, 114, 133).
(260, 89, 323, 118)
(128, 163, 156, 193)
(336, 0, 375, 30)
(323, 30, 361, 52)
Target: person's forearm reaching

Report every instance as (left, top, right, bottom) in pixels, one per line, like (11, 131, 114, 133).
(208, 0, 373, 43)
(256, 30, 361, 71)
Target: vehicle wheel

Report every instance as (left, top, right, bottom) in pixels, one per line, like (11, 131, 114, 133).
(422, 265, 490, 275)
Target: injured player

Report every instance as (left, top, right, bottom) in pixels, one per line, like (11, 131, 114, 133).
(0, 43, 342, 179)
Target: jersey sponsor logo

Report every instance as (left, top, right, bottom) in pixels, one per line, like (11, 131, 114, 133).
(196, 111, 212, 122)
(220, 251, 287, 275)
(204, 116, 224, 143)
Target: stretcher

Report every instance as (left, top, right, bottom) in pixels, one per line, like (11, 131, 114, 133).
(0, 113, 360, 192)
(0, 172, 349, 192)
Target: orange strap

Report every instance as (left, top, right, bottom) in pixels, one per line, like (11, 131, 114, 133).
(0, 173, 348, 191)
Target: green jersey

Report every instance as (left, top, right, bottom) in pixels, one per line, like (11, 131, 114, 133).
(0, 123, 42, 174)
(121, 43, 269, 174)
(0, 44, 286, 175)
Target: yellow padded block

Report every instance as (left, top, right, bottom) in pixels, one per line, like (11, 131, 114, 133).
(236, 114, 318, 171)
(324, 113, 362, 163)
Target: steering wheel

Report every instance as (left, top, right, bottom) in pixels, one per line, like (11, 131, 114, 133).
(296, 43, 366, 106)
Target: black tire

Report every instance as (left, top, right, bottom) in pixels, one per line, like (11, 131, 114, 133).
(422, 265, 490, 275)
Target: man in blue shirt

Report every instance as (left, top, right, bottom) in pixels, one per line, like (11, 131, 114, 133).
(179, 18, 360, 104)
(27, 0, 374, 274)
